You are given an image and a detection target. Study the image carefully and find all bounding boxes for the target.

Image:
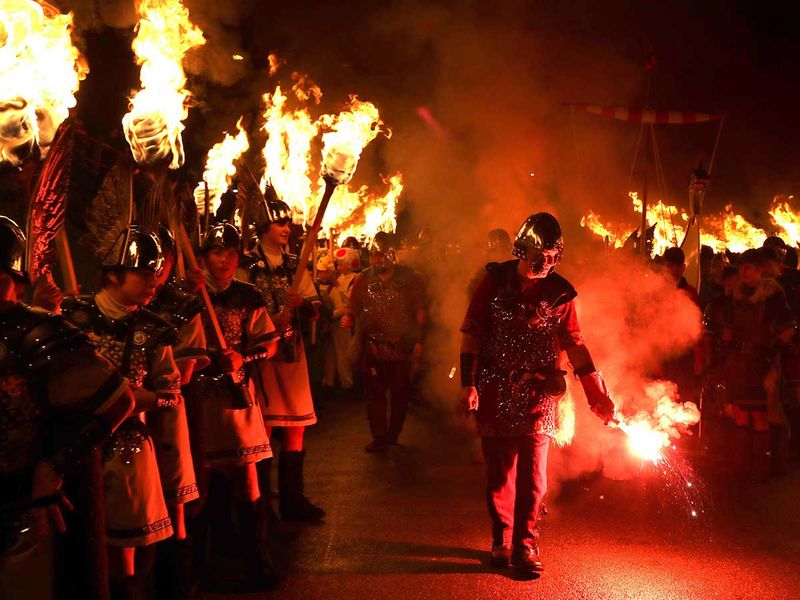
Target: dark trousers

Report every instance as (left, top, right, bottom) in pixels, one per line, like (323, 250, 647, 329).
(481, 434, 550, 549)
(364, 359, 412, 441)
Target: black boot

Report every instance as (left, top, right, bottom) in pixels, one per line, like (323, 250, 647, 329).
(155, 537, 196, 600)
(278, 450, 326, 522)
(256, 458, 280, 524)
(110, 575, 140, 600)
(237, 499, 280, 592)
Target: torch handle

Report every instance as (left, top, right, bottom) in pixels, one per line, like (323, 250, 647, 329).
(174, 224, 228, 350)
(290, 177, 337, 293)
(55, 228, 79, 296)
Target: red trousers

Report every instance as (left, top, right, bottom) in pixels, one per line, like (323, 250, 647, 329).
(364, 359, 412, 442)
(481, 434, 550, 549)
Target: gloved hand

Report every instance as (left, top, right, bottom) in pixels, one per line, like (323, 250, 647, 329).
(579, 371, 617, 424)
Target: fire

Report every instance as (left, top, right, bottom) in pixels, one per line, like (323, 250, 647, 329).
(122, 0, 205, 169)
(769, 196, 800, 247)
(616, 384, 700, 464)
(581, 191, 769, 256)
(194, 117, 249, 218)
(704, 205, 766, 253)
(334, 173, 403, 244)
(259, 83, 319, 225)
(0, 0, 87, 165)
(257, 64, 399, 241)
(580, 211, 626, 248)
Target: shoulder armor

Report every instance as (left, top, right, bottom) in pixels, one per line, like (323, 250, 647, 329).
(544, 273, 577, 308)
(16, 306, 92, 370)
(151, 283, 203, 327)
(135, 308, 180, 347)
(61, 295, 103, 330)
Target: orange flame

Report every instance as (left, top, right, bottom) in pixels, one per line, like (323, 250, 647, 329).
(581, 192, 769, 256)
(0, 0, 87, 165)
(769, 196, 800, 247)
(193, 117, 249, 218)
(122, 0, 205, 169)
(257, 64, 399, 241)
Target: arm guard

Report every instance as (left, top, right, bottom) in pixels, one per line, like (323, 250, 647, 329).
(460, 352, 479, 388)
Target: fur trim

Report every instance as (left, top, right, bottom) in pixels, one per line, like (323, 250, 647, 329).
(733, 277, 783, 304)
(552, 392, 575, 446)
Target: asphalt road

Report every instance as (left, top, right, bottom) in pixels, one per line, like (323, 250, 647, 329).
(202, 397, 800, 600)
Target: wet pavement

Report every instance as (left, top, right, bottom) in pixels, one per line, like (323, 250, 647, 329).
(204, 397, 800, 599)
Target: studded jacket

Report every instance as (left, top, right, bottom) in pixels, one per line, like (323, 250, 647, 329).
(349, 265, 426, 361)
(62, 294, 181, 463)
(149, 281, 209, 369)
(461, 260, 584, 437)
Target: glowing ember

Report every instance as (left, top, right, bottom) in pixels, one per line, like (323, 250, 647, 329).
(122, 0, 205, 169)
(769, 196, 800, 247)
(194, 118, 249, 217)
(0, 0, 87, 165)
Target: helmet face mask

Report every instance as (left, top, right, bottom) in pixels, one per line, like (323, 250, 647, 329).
(512, 213, 563, 277)
(370, 232, 397, 274)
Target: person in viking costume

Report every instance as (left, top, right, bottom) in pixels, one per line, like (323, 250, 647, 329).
(459, 213, 617, 575)
(190, 221, 281, 591)
(62, 227, 182, 598)
(238, 192, 325, 523)
(343, 232, 427, 452)
(0, 216, 134, 600)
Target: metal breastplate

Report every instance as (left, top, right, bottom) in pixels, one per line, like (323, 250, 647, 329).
(479, 292, 563, 436)
(362, 278, 414, 339)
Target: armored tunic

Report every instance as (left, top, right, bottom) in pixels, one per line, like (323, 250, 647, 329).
(461, 260, 584, 437)
(238, 244, 319, 427)
(349, 265, 425, 361)
(193, 279, 279, 465)
(62, 292, 180, 546)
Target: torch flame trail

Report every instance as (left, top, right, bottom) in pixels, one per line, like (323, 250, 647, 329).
(194, 118, 249, 218)
(122, 0, 205, 169)
(0, 0, 87, 164)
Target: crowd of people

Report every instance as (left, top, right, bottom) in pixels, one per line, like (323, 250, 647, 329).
(4, 188, 800, 596)
(0, 177, 432, 599)
(681, 238, 800, 480)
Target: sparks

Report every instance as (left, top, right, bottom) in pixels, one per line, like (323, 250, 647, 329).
(122, 0, 206, 169)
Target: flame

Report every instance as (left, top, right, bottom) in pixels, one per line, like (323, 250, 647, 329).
(259, 84, 319, 225)
(617, 384, 701, 464)
(193, 117, 249, 218)
(704, 205, 767, 253)
(580, 210, 626, 248)
(333, 173, 403, 244)
(318, 95, 385, 185)
(122, 0, 205, 169)
(0, 0, 87, 165)
(257, 66, 399, 240)
(582, 191, 768, 256)
(769, 196, 800, 247)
